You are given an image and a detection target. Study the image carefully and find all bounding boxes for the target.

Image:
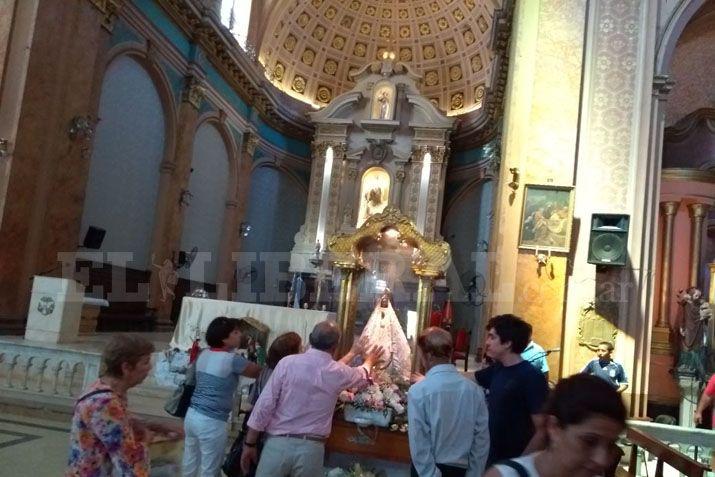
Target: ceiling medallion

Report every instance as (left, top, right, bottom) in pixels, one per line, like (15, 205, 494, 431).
(471, 54, 483, 72)
(445, 39, 457, 55)
(283, 34, 297, 52)
(449, 65, 462, 82)
(464, 29, 475, 45)
(324, 59, 338, 76)
(354, 43, 367, 57)
(332, 35, 346, 50)
(316, 85, 332, 103)
(450, 92, 464, 110)
(423, 44, 436, 59)
(478, 16, 489, 32)
(313, 25, 326, 40)
(301, 49, 316, 66)
(399, 47, 412, 62)
(292, 75, 306, 93)
(419, 23, 430, 36)
(425, 71, 439, 86)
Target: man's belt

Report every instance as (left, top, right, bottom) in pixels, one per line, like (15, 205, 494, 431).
(267, 432, 327, 443)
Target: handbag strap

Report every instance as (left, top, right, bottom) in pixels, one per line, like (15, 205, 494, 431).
(498, 459, 529, 477)
(75, 389, 113, 408)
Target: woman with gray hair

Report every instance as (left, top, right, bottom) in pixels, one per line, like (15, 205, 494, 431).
(67, 334, 183, 476)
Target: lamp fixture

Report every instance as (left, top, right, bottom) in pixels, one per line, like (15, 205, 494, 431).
(240, 222, 252, 238)
(508, 167, 520, 190)
(68, 115, 96, 141)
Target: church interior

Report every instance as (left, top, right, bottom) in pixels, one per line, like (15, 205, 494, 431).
(0, 0, 714, 475)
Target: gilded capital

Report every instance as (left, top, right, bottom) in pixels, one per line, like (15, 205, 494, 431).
(88, 0, 121, 31)
(660, 201, 679, 216)
(182, 75, 206, 110)
(688, 202, 709, 219)
(243, 133, 259, 156)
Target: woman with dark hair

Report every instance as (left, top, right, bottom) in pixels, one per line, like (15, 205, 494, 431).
(182, 317, 262, 477)
(67, 334, 182, 476)
(224, 332, 303, 477)
(484, 374, 627, 477)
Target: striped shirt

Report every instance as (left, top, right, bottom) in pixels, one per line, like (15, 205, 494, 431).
(190, 350, 249, 421)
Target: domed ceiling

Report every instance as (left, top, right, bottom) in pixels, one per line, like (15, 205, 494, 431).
(257, 0, 503, 115)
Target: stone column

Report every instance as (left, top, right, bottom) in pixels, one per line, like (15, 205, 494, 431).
(149, 74, 204, 330)
(688, 203, 708, 287)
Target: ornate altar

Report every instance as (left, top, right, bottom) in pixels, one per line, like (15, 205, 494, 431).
(287, 54, 455, 350)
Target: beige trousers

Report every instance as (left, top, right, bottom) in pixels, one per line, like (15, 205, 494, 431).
(255, 436, 325, 477)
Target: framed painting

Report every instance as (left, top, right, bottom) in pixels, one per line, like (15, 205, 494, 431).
(518, 184, 575, 252)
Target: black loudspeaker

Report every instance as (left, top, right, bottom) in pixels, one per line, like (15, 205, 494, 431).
(82, 226, 106, 249)
(587, 214, 629, 266)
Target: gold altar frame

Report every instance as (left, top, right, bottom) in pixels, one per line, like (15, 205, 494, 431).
(327, 206, 451, 368)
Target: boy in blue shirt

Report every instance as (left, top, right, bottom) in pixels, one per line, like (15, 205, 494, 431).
(582, 341, 628, 394)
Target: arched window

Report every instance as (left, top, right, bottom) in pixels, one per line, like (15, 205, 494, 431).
(220, 0, 253, 49)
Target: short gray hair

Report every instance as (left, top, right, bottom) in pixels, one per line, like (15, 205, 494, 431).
(309, 321, 341, 351)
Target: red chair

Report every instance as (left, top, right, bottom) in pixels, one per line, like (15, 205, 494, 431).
(451, 328, 471, 372)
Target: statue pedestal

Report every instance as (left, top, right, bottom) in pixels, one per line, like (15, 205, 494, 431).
(676, 373, 700, 427)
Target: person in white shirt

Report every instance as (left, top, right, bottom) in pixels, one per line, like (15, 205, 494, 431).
(484, 374, 626, 477)
(408, 327, 489, 477)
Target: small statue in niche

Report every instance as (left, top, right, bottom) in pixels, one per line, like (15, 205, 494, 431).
(675, 287, 712, 379)
(377, 90, 391, 120)
(364, 186, 384, 218)
(341, 207, 354, 229)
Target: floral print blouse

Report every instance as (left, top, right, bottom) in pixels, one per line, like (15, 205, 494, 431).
(66, 380, 149, 476)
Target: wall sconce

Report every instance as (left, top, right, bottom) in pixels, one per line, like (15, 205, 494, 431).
(68, 115, 96, 141)
(535, 247, 551, 266)
(508, 167, 520, 190)
(0, 139, 8, 158)
(240, 222, 252, 238)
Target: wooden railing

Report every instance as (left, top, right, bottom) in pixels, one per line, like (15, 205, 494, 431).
(625, 427, 711, 477)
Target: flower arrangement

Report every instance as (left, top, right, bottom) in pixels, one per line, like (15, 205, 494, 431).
(326, 463, 387, 477)
(339, 382, 407, 416)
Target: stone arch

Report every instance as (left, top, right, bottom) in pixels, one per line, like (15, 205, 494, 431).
(655, 0, 709, 73)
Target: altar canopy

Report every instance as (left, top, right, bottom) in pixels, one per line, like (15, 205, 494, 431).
(170, 297, 334, 350)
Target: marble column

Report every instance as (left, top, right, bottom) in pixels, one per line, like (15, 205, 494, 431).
(652, 201, 679, 356)
(688, 203, 709, 288)
(658, 201, 679, 328)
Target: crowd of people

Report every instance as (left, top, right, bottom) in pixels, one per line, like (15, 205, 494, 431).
(66, 313, 637, 477)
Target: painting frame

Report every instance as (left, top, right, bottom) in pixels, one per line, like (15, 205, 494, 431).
(518, 184, 575, 252)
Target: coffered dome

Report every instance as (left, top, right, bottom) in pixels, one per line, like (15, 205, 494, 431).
(257, 0, 504, 115)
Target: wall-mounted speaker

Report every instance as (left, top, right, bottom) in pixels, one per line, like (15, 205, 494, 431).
(82, 226, 106, 250)
(587, 214, 629, 266)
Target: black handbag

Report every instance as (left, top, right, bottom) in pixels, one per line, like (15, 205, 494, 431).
(164, 358, 197, 418)
(223, 411, 260, 477)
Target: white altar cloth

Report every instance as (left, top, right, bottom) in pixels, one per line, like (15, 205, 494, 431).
(170, 297, 335, 350)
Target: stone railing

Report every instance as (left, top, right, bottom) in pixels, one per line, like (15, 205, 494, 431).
(0, 337, 100, 405)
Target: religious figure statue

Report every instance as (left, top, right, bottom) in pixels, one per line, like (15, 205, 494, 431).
(377, 90, 390, 120)
(358, 290, 411, 384)
(675, 287, 712, 379)
(364, 186, 384, 218)
(154, 258, 179, 302)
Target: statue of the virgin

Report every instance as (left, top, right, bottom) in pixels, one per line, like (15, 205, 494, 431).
(358, 290, 411, 384)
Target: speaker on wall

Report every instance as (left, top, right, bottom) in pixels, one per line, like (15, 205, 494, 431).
(587, 214, 629, 266)
(82, 226, 106, 249)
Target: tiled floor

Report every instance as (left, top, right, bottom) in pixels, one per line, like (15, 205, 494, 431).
(0, 413, 71, 477)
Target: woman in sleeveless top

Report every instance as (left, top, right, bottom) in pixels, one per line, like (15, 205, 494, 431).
(485, 374, 626, 477)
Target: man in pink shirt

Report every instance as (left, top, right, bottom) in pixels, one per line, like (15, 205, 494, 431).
(240, 320, 383, 476)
